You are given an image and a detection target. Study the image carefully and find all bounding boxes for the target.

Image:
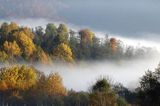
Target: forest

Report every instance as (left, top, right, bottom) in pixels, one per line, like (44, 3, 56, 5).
(0, 22, 160, 106)
(0, 22, 157, 64)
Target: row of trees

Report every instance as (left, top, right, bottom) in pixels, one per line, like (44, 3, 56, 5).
(0, 64, 160, 106)
(0, 22, 156, 64)
(0, 65, 129, 106)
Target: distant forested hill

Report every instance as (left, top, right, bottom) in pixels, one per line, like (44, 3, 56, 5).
(0, 22, 156, 64)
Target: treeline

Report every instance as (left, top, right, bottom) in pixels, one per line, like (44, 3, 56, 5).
(0, 22, 155, 64)
(0, 64, 160, 106)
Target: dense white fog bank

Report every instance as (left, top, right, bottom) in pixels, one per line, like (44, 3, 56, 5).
(34, 55, 160, 91)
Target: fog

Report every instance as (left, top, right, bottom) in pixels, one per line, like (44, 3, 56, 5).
(32, 54, 160, 91)
(1, 19, 160, 91)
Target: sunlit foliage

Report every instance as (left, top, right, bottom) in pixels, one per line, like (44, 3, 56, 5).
(53, 43, 74, 62)
(0, 51, 8, 62)
(0, 65, 37, 91)
(0, 21, 156, 63)
(3, 41, 21, 58)
(46, 73, 67, 96)
(34, 46, 50, 64)
(17, 31, 36, 58)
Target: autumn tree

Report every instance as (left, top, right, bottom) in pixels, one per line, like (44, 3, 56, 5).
(53, 43, 74, 62)
(0, 22, 19, 46)
(22, 27, 35, 39)
(77, 29, 94, 59)
(46, 73, 67, 96)
(3, 41, 21, 58)
(0, 22, 37, 61)
(0, 51, 8, 62)
(0, 65, 37, 105)
(0, 22, 19, 36)
(79, 29, 94, 44)
(0, 65, 37, 91)
(33, 46, 50, 64)
(109, 38, 117, 52)
(17, 31, 36, 59)
(26, 72, 67, 106)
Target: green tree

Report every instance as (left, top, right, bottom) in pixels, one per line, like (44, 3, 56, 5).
(45, 23, 57, 37)
(64, 91, 89, 106)
(69, 30, 79, 59)
(89, 78, 117, 106)
(33, 26, 44, 46)
(54, 24, 69, 44)
(117, 97, 129, 106)
(137, 64, 160, 106)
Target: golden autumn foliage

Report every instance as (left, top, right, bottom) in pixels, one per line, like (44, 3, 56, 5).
(22, 27, 35, 39)
(79, 29, 94, 44)
(29, 72, 67, 100)
(0, 22, 19, 35)
(0, 22, 37, 61)
(3, 41, 21, 57)
(17, 31, 36, 58)
(0, 51, 8, 62)
(34, 46, 50, 64)
(46, 73, 67, 96)
(0, 65, 37, 91)
(53, 43, 74, 62)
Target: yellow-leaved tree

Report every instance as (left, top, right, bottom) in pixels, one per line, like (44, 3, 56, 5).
(0, 22, 19, 36)
(53, 43, 74, 62)
(0, 65, 37, 91)
(22, 27, 35, 39)
(46, 73, 67, 96)
(17, 31, 36, 59)
(3, 41, 21, 58)
(34, 46, 50, 64)
(0, 51, 8, 62)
